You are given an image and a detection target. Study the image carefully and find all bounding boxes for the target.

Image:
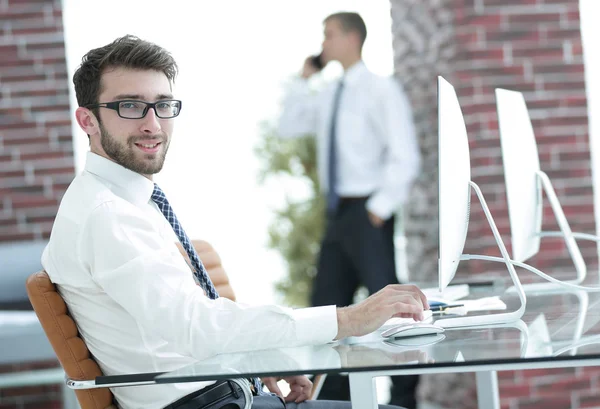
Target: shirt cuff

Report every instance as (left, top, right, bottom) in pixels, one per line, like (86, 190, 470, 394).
(366, 194, 395, 220)
(287, 77, 311, 95)
(291, 305, 338, 344)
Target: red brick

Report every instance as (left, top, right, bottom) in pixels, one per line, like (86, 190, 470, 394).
(534, 376, 592, 395)
(0, 384, 60, 398)
(22, 402, 62, 409)
(520, 396, 572, 409)
(34, 166, 74, 177)
(498, 383, 533, 398)
(0, 230, 35, 242)
(458, 48, 505, 62)
(512, 46, 564, 59)
(535, 64, 585, 75)
(544, 80, 586, 91)
(566, 9, 581, 22)
(508, 12, 563, 25)
(3, 137, 50, 147)
(545, 27, 583, 41)
(461, 13, 503, 27)
(19, 151, 71, 162)
(486, 29, 540, 43)
(11, 25, 61, 36)
(9, 195, 57, 209)
(579, 391, 600, 408)
(0, 169, 26, 179)
(479, 0, 538, 7)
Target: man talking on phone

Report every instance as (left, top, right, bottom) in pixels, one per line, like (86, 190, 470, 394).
(278, 11, 422, 408)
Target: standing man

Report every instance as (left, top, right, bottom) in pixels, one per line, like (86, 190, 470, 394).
(278, 12, 421, 408)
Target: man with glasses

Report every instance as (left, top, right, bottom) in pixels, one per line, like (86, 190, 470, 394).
(41, 35, 427, 409)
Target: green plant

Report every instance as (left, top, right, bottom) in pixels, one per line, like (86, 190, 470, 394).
(255, 121, 324, 307)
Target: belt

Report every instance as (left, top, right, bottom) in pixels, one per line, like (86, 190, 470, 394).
(164, 379, 253, 409)
(338, 195, 369, 204)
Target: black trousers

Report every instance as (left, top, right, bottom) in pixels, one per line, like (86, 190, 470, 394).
(199, 395, 404, 408)
(310, 198, 419, 409)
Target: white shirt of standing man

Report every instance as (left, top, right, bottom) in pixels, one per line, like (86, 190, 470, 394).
(278, 16, 421, 227)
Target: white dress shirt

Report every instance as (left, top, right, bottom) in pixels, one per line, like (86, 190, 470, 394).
(41, 152, 337, 409)
(278, 61, 421, 219)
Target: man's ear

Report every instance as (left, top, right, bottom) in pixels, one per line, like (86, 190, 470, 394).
(75, 107, 100, 136)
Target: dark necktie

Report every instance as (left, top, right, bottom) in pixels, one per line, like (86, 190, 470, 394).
(327, 80, 344, 214)
(151, 183, 218, 299)
(151, 184, 264, 394)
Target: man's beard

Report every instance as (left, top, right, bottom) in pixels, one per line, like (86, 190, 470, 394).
(99, 124, 169, 175)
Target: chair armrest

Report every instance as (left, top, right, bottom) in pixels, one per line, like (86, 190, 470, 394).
(66, 371, 165, 390)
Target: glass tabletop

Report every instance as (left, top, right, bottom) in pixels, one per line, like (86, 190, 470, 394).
(155, 288, 600, 383)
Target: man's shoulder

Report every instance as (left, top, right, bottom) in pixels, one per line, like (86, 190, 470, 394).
(56, 172, 135, 225)
(359, 72, 409, 103)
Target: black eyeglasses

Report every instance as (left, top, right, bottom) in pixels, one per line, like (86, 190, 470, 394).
(86, 99, 182, 119)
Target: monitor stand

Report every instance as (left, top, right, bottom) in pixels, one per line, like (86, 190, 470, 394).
(435, 181, 527, 329)
(507, 170, 588, 294)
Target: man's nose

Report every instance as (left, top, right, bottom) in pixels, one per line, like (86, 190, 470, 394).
(140, 108, 161, 134)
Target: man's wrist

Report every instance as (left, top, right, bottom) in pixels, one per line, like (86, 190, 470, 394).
(335, 307, 351, 340)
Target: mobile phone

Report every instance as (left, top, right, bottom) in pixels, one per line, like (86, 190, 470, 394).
(310, 53, 324, 70)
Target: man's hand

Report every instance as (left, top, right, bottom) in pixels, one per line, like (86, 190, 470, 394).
(367, 210, 385, 228)
(335, 284, 429, 340)
(301, 56, 320, 79)
(261, 376, 313, 403)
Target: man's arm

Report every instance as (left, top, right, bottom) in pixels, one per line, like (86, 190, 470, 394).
(366, 78, 422, 221)
(277, 58, 321, 139)
(79, 201, 337, 360)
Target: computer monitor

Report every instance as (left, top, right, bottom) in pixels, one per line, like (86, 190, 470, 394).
(436, 76, 526, 328)
(437, 77, 471, 291)
(495, 88, 587, 290)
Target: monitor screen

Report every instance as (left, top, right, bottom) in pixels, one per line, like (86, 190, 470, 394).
(495, 88, 542, 263)
(437, 76, 472, 292)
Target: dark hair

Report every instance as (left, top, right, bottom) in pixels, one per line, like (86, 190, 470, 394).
(73, 35, 178, 108)
(324, 12, 367, 48)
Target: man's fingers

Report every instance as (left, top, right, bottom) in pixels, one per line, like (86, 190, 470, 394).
(281, 376, 312, 403)
(387, 284, 429, 309)
(391, 301, 424, 320)
(262, 378, 283, 397)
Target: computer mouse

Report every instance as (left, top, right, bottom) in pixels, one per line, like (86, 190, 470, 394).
(381, 323, 445, 339)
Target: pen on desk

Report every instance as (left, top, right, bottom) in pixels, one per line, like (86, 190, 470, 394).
(430, 303, 464, 312)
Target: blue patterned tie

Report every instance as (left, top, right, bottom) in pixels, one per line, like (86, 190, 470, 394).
(151, 183, 218, 299)
(151, 183, 264, 395)
(327, 80, 344, 214)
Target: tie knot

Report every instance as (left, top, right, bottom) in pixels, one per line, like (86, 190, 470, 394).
(151, 183, 166, 204)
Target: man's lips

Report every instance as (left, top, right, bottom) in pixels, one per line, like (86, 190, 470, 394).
(134, 141, 162, 154)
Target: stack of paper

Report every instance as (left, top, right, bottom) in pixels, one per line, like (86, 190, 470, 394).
(422, 284, 470, 303)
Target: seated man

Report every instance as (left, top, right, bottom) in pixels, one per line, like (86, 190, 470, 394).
(41, 35, 429, 409)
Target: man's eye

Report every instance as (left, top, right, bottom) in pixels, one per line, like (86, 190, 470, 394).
(156, 102, 170, 109)
(120, 102, 140, 109)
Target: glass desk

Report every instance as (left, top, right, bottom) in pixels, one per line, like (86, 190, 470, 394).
(155, 288, 600, 409)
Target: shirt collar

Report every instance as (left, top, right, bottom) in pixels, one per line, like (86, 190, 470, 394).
(84, 152, 155, 206)
(341, 60, 367, 86)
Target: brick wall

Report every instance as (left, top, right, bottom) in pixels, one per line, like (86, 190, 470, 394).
(0, 0, 73, 407)
(455, 0, 596, 280)
(391, 0, 452, 285)
(0, 0, 75, 244)
(0, 361, 61, 409)
(391, 0, 598, 408)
